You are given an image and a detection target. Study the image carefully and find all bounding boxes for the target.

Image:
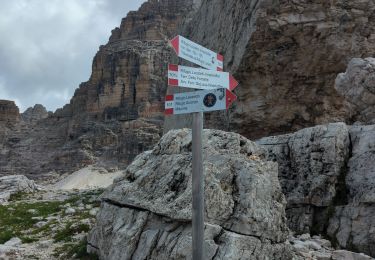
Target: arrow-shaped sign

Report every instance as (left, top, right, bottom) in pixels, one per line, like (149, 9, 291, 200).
(170, 35, 223, 71)
(168, 64, 238, 91)
(165, 89, 237, 115)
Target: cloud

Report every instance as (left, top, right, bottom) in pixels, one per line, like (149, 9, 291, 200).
(0, 0, 145, 112)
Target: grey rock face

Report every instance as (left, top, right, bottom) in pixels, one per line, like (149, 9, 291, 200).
(258, 123, 375, 257)
(0, 175, 38, 203)
(166, 0, 375, 139)
(21, 104, 49, 124)
(290, 234, 374, 260)
(0, 0, 196, 179)
(335, 58, 375, 124)
(257, 123, 350, 234)
(88, 129, 293, 259)
(327, 125, 375, 257)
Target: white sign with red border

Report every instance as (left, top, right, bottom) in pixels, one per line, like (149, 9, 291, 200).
(170, 35, 223, 71)
(165, 89, 237, 115)
(168, 64, 238, 91)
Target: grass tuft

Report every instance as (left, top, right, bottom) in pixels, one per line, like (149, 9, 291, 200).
(0, 201, 64, 244)
(53, 238, 99, 259)
(53, 222, 91, 242)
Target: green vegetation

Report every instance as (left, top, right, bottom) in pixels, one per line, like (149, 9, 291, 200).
(9, 192, 32, 201)
(53, 222, 90, 242)
(0, 189, 103, 259)
(63, 189, 103, 209)
(53, 239, 99, 260)
(0, 201, 63, 244)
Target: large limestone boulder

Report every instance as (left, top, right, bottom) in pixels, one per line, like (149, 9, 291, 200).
(257, 123, 351, 234)
(0, 175, 38, 203)
(88, 129, 293, 259)
(258, 123, 375, 257)
(335, 58, 375, 124)
(327, 125, 375, 257)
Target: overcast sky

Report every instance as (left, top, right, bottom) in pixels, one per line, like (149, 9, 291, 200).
(0, 0, 145, 112)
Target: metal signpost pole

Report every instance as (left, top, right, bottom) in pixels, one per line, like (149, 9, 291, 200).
(168, 35, 238, 260)
(192, 111, 204, 260)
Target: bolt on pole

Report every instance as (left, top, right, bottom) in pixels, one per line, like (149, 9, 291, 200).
(192, 111, 204, 260)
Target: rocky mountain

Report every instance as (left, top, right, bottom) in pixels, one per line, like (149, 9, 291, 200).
(0, 0, 197, 179)
(1, 0, 375, 258)
(1, 0, 375, 179)
(0, 100, 19, 125)
(165, 0, 375, 138)
(21, 104, 49, 124)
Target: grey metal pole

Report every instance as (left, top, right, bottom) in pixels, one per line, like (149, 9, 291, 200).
(192, 111, 204, 260)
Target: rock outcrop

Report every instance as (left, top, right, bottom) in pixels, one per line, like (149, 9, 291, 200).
(166, 0, 375, 138)
(290, 233, 374, 260)
(257, 123, 350, 234)
(0, 175, 38, 203)
(335, 58, 375, 124)
(2, 0, 375, 181)
(258, 123, 375, 257)
(0, 0, 196, 179)
(88, 129, 293, 259)
(21, 104, 49, 124)
(327, 125, 375, 257)
(0, 100, 19, 125)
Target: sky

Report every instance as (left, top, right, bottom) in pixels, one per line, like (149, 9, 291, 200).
(0, 0, 145, 112)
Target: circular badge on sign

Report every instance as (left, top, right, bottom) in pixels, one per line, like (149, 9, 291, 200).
(203, 93, 217, 108)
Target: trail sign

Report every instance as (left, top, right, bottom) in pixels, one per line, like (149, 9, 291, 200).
(165, 89, 237, 115)
(167, 36, 238, 260)
(168, 64, 238, 91)
(170, 35, 223, 71)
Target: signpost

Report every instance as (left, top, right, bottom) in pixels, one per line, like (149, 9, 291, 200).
(168, 64, 238, 91)
(165, 89, 237, 115)
(170, 35, 224, 71)
(166, 35, 238, 260)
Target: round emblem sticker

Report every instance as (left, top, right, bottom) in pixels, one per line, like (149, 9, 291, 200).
(203, 93, 217, 108)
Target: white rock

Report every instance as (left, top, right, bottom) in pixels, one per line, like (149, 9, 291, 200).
(89, 208, 99, 216)
(65, 207, 76, 214)
(34, 221, 48, 228)
(311, 251, 332, 260)
(332, 250, 373, 260)
(45, 216, 58, 221)
(312, 238, 332, 248)
(27, 209, 38, 214)
(304, 240, 322, 250)
(4, 237, 22, 247)
(299, 233, 311, 241)
(0, 175, 37, 204)
(292, 240, 309, 253)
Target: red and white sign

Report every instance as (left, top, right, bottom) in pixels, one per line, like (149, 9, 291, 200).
(170, 35, 223, 71)
(165, 89, 237, 115)
(168, 64, 238, 91)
